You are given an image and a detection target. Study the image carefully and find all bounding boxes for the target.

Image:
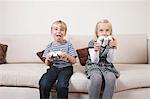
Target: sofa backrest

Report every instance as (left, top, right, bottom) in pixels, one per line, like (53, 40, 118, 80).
(0, 34, 52, 63)
(148, 35, 150, 64)
(70, 34, 148, 64)
(0, 34, 148, 64)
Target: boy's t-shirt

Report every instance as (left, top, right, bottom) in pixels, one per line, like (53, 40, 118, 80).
(42, 40, 77, 68)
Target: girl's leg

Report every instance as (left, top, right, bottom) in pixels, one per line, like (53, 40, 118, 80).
(89, 72, 103, 99)
(102, 72, 116, 99)
(56, 66, 73, 99)
(39, 67, 58, 99)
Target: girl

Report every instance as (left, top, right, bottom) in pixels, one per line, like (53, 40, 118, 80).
(85, 19, 120, 99)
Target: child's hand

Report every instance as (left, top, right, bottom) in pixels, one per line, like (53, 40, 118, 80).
(46, 52, 53, 60)
(45, 52, 54, 66)
(94, 42, 101, 51)
(60, 51, 68, 60)
(109, 37, 117, 48)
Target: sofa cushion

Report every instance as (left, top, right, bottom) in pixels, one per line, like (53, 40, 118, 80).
(0, 34, 148, 64)
(0, 64, 48, 88)
(0, 43, 8, 64)
(114, 64, 150, 92)
(69, 72, 88, 92)
(70, 64, 150, 93)
(148, 36, 150, 63)
(76, 47, 89, 66)
(0, 64, 150, 93)
(113, 88, 150, 99)
(0, 35, 71, 63)
(36, 50, 45, 63)
(71, 34, 148, 64)
(0, 87, 39, 99)
(0, 35, 52, 63)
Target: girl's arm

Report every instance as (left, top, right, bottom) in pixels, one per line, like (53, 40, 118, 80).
(107, 37, 117, 63)
(109, 37, 117, 49)
(106, 49, 115, 63)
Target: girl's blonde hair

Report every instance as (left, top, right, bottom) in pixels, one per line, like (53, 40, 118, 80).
(95, 19, 112, 38)
(51, 20, 67, 35)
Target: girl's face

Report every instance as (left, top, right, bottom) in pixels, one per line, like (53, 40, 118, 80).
(97, 23, 111, 37)
(51, 24, 66, 42)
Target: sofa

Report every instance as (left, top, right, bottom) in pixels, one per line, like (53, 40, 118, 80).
(0, 34, 150, 99)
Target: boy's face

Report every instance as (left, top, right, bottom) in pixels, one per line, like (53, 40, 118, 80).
(97, 23, 111, 37)
(51, 24, 66, 42)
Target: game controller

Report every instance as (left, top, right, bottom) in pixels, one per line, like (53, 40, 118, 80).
(49, 51, 62, 60)
(97, 35, 112, 47)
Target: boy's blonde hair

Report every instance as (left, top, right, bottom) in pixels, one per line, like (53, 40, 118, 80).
(51, 20, 67, 35)
(95, 19, 112, 38)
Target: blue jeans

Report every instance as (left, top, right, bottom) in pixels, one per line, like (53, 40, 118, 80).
(39, 66, 73, 99)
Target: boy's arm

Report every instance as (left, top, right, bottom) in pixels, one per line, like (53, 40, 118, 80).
(44, 53, 53, 66)
(61, 51, 76, 64)
(66, 42, 77, 64)
(45, 58, 50, 65)
(42, 44, 53, 66)
(67, 54, 76, 64)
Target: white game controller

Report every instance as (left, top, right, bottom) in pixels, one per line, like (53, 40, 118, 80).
(97, 35, 112, 47)
(49, 51, 62, 60)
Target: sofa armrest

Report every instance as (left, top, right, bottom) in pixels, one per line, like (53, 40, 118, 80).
(148, 34, 150, 64)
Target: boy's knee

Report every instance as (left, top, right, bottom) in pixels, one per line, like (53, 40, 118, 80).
(39, 80, 47, 89)
(56, 82, 68, 90)
(39, 79, 52, 90)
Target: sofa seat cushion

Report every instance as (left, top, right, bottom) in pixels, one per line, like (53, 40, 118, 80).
(69, 72, 88, 93)
(0, 63, 88, 92)
(113, 88, 150, 99)
(115, 68, 150, 92)
(0, 63, 150, 93)
(114, 64, 150, 92)
(0, 63, 48, 88)
(70, 64, 150, 93)
(0, 87, 39, 99)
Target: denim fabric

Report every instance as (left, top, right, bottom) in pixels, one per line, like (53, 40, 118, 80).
(39, 66, 73, 99)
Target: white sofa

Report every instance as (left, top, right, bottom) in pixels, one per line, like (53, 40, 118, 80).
(0, 34, 150, 99)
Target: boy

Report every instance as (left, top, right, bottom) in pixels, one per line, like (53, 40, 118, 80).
(39, 20, 77, 99)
